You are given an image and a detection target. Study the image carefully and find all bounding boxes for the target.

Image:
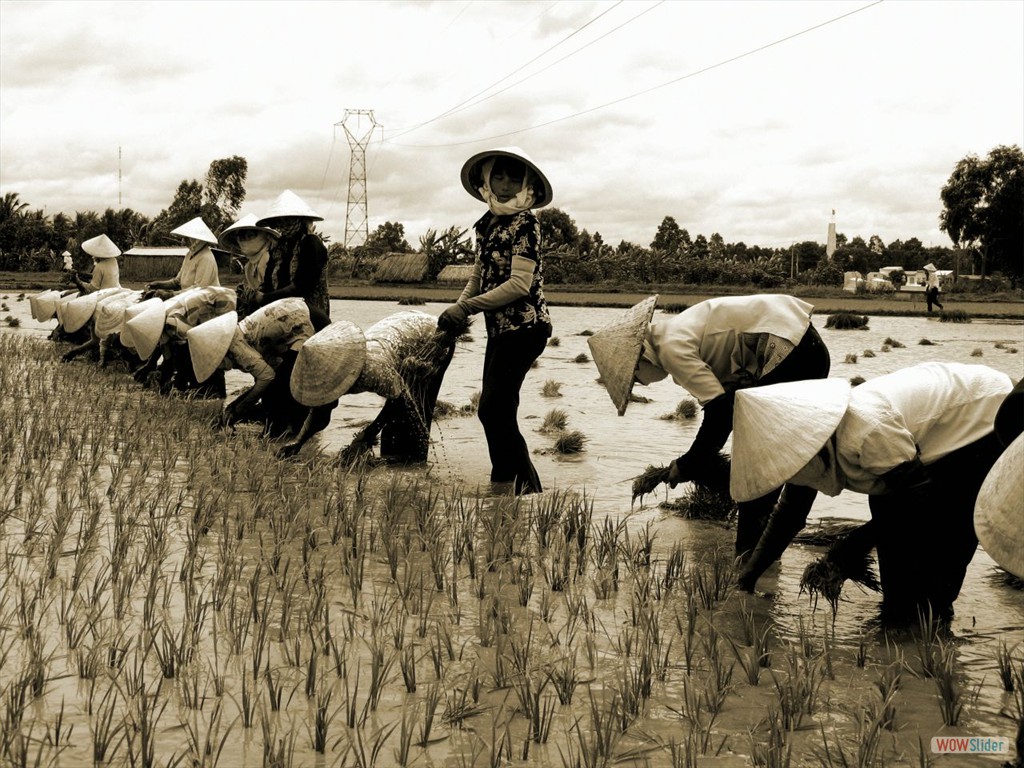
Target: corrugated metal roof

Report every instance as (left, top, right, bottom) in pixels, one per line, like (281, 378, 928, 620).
(123, 247, 189, 257)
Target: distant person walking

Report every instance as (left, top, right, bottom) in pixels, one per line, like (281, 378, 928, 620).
(924, 263, 944, 312)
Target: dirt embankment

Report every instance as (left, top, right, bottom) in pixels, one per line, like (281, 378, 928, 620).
(3, 271, 1022, 318)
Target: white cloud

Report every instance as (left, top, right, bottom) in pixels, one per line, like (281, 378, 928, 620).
(1, 0, 1021, 251)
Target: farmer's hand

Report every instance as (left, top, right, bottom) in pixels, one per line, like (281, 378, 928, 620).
(277, 441, 302, 459)
(437, 303, 468, 333)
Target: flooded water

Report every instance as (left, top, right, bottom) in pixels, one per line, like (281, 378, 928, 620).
(4, 291, 1023, 767)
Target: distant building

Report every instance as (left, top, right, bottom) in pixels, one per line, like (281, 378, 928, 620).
(120, 247, 189, 281)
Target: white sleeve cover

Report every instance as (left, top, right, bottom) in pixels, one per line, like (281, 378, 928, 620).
(457, 262, 482, 303)
(458, 255, 535, 314)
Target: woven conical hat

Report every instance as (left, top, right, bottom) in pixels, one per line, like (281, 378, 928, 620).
(587, 295, 659, 416)
(119, 297, 163, 350)
(974, 433, 1024, 579)
(170, 217, 218, 244)
(187, 311, 238, 384)
(256, 190, 322, 224)
(124, 299, 167, 360)
(461, 146, 553, 209)
(81, 233, 121, 260)
(730, 378, 851, 503)
(219, 213, 280, 250)
(94, 290, 142, 338)
(34, 289, 70, 321)
(55, 291, 80, 326)
(61, 286, 127, 333)
(290, 320, 366, 406)
(28, 291, 45, 320)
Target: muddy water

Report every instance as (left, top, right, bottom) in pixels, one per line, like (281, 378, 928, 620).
(5, 292, 1023, 766)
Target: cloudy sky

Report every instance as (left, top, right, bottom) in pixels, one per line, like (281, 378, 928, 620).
(1, 0, 1021, 251)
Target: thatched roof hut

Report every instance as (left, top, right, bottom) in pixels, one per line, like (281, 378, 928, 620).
(374, 252, 429, 283)
(436, 264, 475, 284)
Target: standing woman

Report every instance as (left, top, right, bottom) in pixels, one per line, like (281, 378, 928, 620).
(256, 190, 331, 330)
(438, 147, 553, 495)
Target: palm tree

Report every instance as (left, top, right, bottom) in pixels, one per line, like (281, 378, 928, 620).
(0, 191, 29, 224)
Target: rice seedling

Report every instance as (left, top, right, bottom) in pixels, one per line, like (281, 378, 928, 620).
(770, 647, 824, 731)
(971, 347, 984, 356)
(748, 708, 792, 768)
(548, 336, 561, 347)
(542, 379, 563, 397)
(918, 338, 936, 345)
(882, 337, 905, 348)
(553, 429, 588, 454)
(825, 313, 869, 330)
(996, 640, 1019, 692)
(939, 309, 970, 323)
(540, 407, 569, 433)
(880, 344, 891, 352)
(849, 375, 866, 386)
(844, 353, 858, 364)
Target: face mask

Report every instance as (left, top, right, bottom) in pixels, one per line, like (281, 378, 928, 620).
(237, 233, 267, 257)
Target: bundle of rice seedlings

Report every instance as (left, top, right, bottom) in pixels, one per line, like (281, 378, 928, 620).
(5, 317, 19, 328)
(663, 485, 737, 521)
(971, 348, 984, 357)
(542, 380, 563, 397)
(572, 353, 590, 363)
(540, 408, 569, 433)
(849, 375, 867, 386)
(995, 342, 1007, 349)
(338, 429, 380, 468)
(844, 353, 858, 364)
(883, 337, 905, 348)
(880, 344, 891, 353)
(918, 339, 937, 346)
(825, 312, 869, 330)
(661, 303, 688, 314)
(674, 398, 698, 419)
(548, 336, 561, 347)
(939, 310, 970, 323)
(397, 296, 426, 306)
(799, 524, 881, 614)
(632, 465, 670, 504)
(579, 329, 594, 337)
(553, 430, 587, 454)
(433, 400, 459, 419)
(862, 349, 876, 358)
(629, 393, 652, 404)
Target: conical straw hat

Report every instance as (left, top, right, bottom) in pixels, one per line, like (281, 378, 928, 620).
(187, 311, 238, 384)
(61, 286, 126, 333)
(81, 233, 121, 259)
(461, 146, 554, 209)
(219, 213, 280, 250)
(730, 378, 852, 503)
(94, 290, 142, 338)
(587, 295, 659, 416)
(28, 291, 44, 320)
(124, 299, 167, 360)
(256, 190, 322, 224)
(290, 320, 366, 406)
(170, 217, 218, 244)
(35, 289, 71, 321)
(974, 433, 1024, 579)
(55, 291, 79, 326)
(119, 297, 163, 350)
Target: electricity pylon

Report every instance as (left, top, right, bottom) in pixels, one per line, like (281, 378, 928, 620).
(339, 110, 381, 250)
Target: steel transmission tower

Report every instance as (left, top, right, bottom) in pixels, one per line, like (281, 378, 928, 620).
(339, 110, 381, 250)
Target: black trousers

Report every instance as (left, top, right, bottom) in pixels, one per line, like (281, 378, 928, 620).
(870, 432, 1004, 622)
(478, 326, 548, 494)
(734, 324, 832, 555)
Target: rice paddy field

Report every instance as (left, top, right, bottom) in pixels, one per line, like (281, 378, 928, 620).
(1, 293, 1023, 767)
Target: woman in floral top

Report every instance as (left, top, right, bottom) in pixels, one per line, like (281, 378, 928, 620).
(439, 147, 553, 495)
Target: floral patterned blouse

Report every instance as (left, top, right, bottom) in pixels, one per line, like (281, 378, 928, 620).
(473, 210, 551, 339)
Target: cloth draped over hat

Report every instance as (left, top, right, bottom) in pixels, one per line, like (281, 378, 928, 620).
(119, 297, 164, 351)
(256, 190, 323, 225)
(460, 146, 553, 211)
(290, 320, 366, 407)
(81, 233, 122, 260)
(94, 290, 143, 338)
(974, 432, 1024, 579)
(729, 378, 852, 503)
(171, 217, 218, 244)
(187, 311, 239, 383)
(587, 295, 659, 416)
(349, 311, 438, 399)
(30, 289, 63, 321)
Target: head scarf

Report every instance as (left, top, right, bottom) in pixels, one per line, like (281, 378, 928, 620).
(479, 158, 536, 216)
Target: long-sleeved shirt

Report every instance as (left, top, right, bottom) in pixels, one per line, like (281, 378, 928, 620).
(833, 362, 1011, 494)
(227, 299, 314, 386)
(88, 258, 120, 290)
(643, 294, 814, 404)
(175, 245, 220, 289)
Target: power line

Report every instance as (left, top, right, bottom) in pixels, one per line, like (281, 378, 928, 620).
(388, 0, 884, 149)
(403, 1, 664, 129)
(386, 1, 624, 140)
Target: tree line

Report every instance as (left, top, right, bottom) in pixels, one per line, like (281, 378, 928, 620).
(2, 146, 1020, 288)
